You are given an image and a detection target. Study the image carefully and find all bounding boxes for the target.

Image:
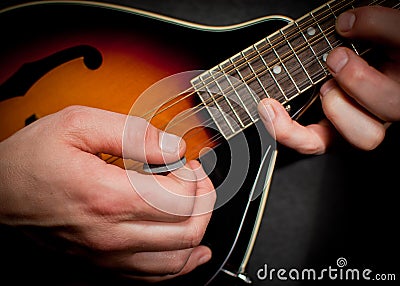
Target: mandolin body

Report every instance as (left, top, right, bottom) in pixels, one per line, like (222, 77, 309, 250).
(0, 2, 290, 285)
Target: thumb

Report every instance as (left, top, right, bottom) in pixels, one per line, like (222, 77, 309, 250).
(58, 106, 186, 164)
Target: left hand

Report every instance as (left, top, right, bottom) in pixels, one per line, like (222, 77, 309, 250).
(257, 6, 400, 154)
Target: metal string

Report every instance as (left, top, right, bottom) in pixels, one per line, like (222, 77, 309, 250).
(106, 0, 398, 166)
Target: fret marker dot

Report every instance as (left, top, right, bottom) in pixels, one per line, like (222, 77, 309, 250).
(307, 27, 316, 36)
(322, 53, 328, 62)
(273, 65, 282, 74)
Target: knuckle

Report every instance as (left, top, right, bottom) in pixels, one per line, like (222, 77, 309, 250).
(126, 116, 159, 161)
(341, 60, 367, 84)
(58, 105, 91, 131)
(86, 192, 127, 217)
(349, 68, 363, 83)
(143, 120, 159, 143)
(127, 116, 157, 146)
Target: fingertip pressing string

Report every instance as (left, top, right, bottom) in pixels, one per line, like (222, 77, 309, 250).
(105, 0, 396, 166)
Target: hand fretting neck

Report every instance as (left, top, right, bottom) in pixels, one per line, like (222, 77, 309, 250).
(192, 0, 399, 140)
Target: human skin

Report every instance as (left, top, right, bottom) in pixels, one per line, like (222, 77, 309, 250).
(0, 105, 216, 282)
(258, 6, 400, 154)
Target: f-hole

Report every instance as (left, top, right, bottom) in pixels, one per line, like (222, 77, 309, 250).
(0, 45, 102, 102)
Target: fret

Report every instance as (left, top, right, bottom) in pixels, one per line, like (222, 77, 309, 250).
(208, 66, 246, 128)
(201, 69, 245, 133)
(255, 39, 288, 102)
(380, 0, 400, 9)
(254, 42, 287, 102)
(193, 72, 239, 138)
(297, 12, 332, 74)
(191, 88, 232, 138)
(192, 60, 261, 139)
(222, 56, 260, 121)
(310, 11, 334, 51)
(243, 55, 271, 101)
(265, 35, 299, 100)
(352, 41, 371, 56)
(226, 53, 262, 105)
(354, 1, 383, 52)
(309, 10, 337, 69)
(215, 61, 256, 124)
(356, 0, 376, 6)
(279, 24, 314, 92)
(326, 2, 337, 18)
(329, 0, 355, 15)
(292, 19, 327, 83)
(241, 46, 270, 99)
(245, 42, 287, 102)
(328, 2, 361, 55)
(352, 44, 361, 55)
(190, 0, 393, 138)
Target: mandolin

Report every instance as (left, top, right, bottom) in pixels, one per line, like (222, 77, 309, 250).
(0, 0, 398, 285)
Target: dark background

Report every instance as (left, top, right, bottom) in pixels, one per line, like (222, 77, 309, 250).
(0, 1, 399, 285)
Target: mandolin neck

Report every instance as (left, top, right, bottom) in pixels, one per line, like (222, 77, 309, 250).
(191, 0, 399, 140)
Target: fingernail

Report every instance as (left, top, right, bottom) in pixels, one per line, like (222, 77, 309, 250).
(159, 132, 181, 154)
(337, 11, 356, 33)
(327, 49, 349, 74)
(198, 253, 211, 265)
(259, 102, 275, 123)
(320, 80, 336, 97)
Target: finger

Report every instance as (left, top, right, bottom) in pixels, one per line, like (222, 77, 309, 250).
(106, 209, 212, 253)
(86, 162, 214, 252)
(125, 160, 215, 219)
(326, 47, 400, 121)
(258, 98, 335, 154)
(119, 245, 211, 282)
(320, 80, 386, 150)
(184, 160, 216, 216)
(336, 6, 400, 47)
(127, 163, 198, 218)
(57, 105, 185, 164)
(69, 160, 214, 253)
(82, 207, 213, 255)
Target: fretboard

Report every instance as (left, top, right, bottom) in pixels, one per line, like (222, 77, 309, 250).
(191, 0, 399, 139)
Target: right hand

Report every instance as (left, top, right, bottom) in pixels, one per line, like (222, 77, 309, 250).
(0, 105, 216, 282)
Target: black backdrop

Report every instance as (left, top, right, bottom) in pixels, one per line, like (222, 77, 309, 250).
(0, 1, 399, 285)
